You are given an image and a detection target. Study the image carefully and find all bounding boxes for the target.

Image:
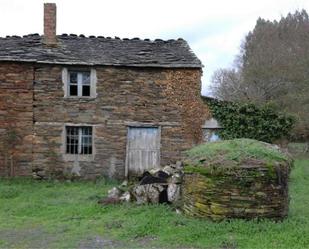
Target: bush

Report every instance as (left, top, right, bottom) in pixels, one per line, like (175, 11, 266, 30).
(203, 97, 295, 143)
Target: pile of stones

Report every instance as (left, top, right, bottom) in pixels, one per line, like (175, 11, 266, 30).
(99, 161, 183, 205)
(182, 140, 292, 220)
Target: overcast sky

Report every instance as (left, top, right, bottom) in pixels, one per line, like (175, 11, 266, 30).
(1, 0, 308, 95)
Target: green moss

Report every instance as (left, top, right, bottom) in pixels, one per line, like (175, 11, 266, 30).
(185, 164, 275, 180)
(266, 162, 277, 178)
(184, 165, 212, 175)
(210, 203, 229, 215)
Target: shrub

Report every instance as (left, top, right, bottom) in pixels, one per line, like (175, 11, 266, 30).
(203, 97, 295, 143)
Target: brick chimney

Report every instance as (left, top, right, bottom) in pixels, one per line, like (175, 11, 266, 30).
(43, 3, 57, 45)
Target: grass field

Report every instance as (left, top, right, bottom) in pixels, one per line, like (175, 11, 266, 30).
(0, 157, 308, 249)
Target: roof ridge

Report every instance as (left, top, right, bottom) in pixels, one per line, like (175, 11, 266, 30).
(0, 33, 41, 39)
(57, 34, 185, 43)
(0, 33, 187, 43)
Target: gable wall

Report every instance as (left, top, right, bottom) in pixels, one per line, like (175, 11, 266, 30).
(0, 62, 34, 177)
(32, 65, 208, 179)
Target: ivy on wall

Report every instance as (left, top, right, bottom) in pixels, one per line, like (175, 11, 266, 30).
(203, 97, 295, 143)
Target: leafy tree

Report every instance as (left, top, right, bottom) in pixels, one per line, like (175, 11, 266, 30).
(210, 10, 309, 140)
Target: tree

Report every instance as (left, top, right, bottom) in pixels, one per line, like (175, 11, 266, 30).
(211, 10, 309, 140)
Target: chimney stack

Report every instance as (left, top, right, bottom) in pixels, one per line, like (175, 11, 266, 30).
(44, 3, 57, 45)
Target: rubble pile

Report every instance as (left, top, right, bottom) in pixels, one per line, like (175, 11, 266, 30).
(99, 161, 183, 205)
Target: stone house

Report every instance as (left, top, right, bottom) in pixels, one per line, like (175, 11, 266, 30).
(0, 3, 208, 179)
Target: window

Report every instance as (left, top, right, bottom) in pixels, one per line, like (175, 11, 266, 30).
(66, 126, 93, 154)
(68, 71, 91, 97)
(202, 129, 221, 142)
(63, 68, 97, 98)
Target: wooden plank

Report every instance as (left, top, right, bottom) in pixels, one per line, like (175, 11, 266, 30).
(126, 126, 160, 177)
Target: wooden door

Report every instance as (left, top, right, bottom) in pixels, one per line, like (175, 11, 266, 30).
(126, 127, 160, 177)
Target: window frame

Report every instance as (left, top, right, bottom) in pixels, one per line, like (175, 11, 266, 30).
(65, 126, 93, 155)
(68, 71, 91, 97)
(62, 124, 96, 162)
(62, 68, 97, 98)
(61, 123, 96, 162)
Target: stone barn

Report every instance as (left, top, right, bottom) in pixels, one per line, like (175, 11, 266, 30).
(0, 3, 208, 179)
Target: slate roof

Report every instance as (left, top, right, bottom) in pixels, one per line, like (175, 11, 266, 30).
(0, 34, 202, 68)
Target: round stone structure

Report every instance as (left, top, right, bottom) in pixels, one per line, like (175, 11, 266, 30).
(182, 139, 292, 220)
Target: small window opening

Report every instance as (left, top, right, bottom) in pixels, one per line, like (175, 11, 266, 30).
(68, 71, 91, 97)
(66, 126, 93, 154)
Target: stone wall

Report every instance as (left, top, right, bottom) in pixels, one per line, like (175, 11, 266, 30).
(0, 62, 33, 177)
(183, 161, 291, 220)
(32, 65, 208, 179)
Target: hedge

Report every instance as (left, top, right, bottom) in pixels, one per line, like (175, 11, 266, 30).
(203, 97, 295, 143)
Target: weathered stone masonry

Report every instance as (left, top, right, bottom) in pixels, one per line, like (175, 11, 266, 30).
(0, 3, 208, 179)
(0, 61, 208, 180)
(0, 62, 33, 177)
(31, 65, 208, 179)
(0, 63, 208, 179)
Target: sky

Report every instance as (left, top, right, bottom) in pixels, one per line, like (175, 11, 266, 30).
(0, 0, 308, 96)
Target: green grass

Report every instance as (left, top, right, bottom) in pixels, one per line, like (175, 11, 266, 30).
(186, 138, 289, 166)
(0, 158, 309, 248)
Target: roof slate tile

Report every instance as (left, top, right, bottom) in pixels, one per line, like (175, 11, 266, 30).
(0, 35, 202, 68)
